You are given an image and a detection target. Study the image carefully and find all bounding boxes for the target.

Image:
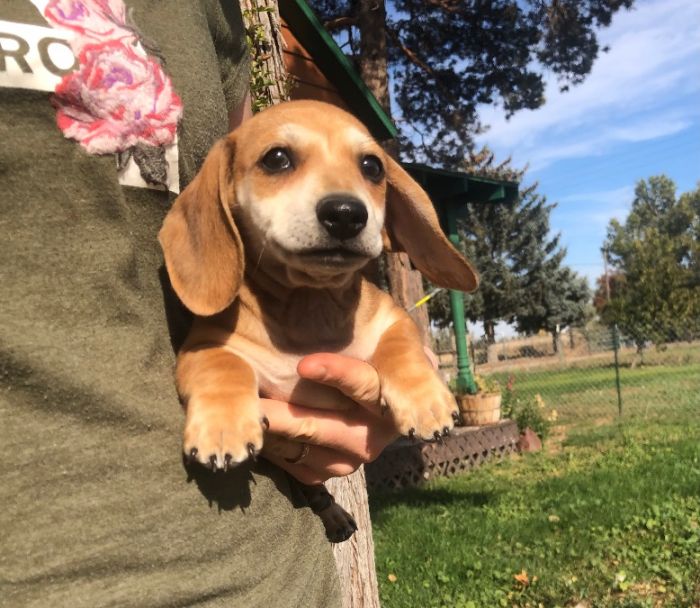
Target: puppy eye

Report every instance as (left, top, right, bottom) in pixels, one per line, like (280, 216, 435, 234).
(261, 147, 293, 173)
(360, 155, 384, 181)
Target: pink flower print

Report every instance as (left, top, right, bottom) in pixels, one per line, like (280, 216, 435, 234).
(44, 0, 134, 51)
(53, 41, 183, 155)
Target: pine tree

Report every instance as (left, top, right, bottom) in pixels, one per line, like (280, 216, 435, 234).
(515, 266, 591, 352)
(309, 0, 634, 166)
(426, 150, 585, 344)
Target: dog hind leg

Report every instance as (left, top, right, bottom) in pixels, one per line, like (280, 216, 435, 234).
(300, 483, 357, 543)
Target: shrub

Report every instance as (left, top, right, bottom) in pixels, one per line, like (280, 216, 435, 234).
(501, 375, 554, 440)
(474, 373, 501, 394)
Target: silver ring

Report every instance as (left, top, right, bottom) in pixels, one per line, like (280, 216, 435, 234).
(285, 442, 310, 464)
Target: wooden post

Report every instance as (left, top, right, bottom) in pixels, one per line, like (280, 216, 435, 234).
(356, 0, 431, 347)
(385, 251, 432, 345)
(239, 0, 291, 111)
(326, 470, 381, 608)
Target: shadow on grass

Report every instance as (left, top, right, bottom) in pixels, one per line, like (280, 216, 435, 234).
(369, 486, 496, 518)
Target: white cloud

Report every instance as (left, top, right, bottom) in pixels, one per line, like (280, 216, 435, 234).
(609, 118, 692, 143)
(476, 0, 700, 171)
(559, 184, 634, 208)
(521, 114, 692, 171)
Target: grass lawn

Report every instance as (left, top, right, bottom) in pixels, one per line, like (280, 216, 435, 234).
(370, 359, 700, 608)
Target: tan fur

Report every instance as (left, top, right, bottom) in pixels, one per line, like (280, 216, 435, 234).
(159, 100, 479, 468)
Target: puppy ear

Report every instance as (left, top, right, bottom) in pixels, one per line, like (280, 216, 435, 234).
(384, 158, 479, 292)
(158, 136, 244, 316)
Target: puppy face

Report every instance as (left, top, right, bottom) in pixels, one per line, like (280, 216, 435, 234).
(159, 100, 478, 316)
(231, 102, 388, 286)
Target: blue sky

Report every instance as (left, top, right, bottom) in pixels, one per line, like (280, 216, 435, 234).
(474, 0, 700, 289)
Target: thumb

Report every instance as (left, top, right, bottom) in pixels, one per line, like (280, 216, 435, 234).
(297, 353, 383, 416)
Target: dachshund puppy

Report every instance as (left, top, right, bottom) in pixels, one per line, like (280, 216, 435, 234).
(159, 100, 478, 541)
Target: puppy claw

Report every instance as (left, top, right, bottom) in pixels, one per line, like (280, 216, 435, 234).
(185, 447, 198, 465)
(223, 453, 232, 472)
(261, 416, 270, 431)
(408, 428, 416, 442)
(209, 454, 218, 471)
(433, 430, 444, 444)
(247, 443, 258, 461)
(452, 411, 461, 424)
(443, 426, 450, 437)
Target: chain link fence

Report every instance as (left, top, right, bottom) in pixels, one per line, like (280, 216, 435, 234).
(434, 321, 700, 429)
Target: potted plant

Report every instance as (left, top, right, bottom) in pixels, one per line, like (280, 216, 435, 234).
(457, 374, 502, 426)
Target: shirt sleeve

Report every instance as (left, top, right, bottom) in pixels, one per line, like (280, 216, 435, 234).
(203, 0, 251, 114)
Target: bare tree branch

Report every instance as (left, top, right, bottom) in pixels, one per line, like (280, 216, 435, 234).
(385, 25, 435, 76)
(424, 0, 462, 13)
(324, 15, 359, 30)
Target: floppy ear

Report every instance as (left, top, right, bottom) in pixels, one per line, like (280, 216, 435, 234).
(384, 157, 479, 292)
(158, 136, 244, 316)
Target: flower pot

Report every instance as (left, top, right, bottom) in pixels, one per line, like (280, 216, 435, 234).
(457, 392, 502, 426)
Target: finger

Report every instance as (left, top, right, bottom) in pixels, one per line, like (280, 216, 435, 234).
(297, 353, 382, 414)
(263, 439, 360, 476)
(261, 398, 380, 462)
(262, 435, 311, 462)
(264, 447, 360, 485)
(266, 455, 327, 485)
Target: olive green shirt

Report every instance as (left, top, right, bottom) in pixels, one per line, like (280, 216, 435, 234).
(0, 2, 340, 606)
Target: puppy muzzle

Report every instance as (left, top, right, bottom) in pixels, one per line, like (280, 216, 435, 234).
(316, 195, 368, 241)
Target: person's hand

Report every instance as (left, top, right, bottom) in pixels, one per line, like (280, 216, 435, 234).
(260, 353, 399, 485)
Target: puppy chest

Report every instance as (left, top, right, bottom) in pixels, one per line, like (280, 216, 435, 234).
(227, 332, 380, 406)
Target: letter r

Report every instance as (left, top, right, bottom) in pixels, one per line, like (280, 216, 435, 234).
(0, 33, 32, 73)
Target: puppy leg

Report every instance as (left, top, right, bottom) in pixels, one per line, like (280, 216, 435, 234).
(300, 483, 357, 543)
(371, 316, 458, 441)
(177, 347, 264, 470)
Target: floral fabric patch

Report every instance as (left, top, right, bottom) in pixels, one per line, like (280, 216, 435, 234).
(54, 40, 181, 155)
(40, 0, 183, 189)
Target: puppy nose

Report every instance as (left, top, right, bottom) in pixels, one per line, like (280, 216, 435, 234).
(316, 196, 368, 241)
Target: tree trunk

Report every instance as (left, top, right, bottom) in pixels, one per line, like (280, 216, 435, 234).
(326, 469, 381, 608)
(631, 342, 645, 368)
(356, 0, 432, 347)
(238, 3, 381, 605)
(357, 0, 389, 110)
(385, 251, 431, 345)
(483, 319, 496, 345)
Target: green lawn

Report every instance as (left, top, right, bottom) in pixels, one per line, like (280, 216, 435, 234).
(370, 359, 700, 608)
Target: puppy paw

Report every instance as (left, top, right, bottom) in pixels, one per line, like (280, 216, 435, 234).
(318, 503, 358, 543)
(183, 396, 265, 471)
(382, 372, 458, 442)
